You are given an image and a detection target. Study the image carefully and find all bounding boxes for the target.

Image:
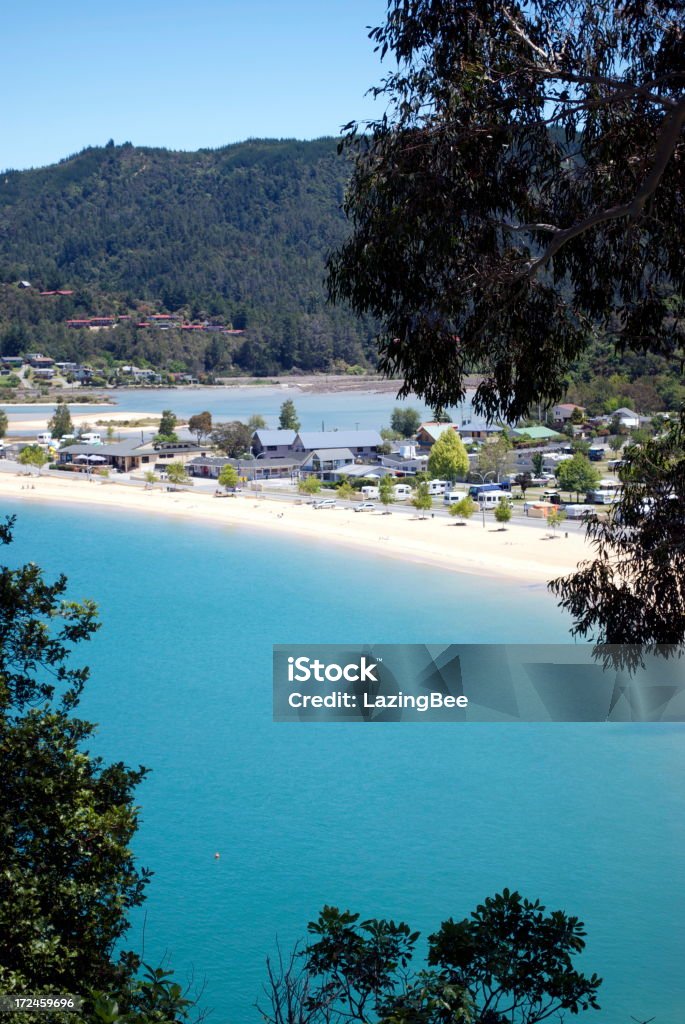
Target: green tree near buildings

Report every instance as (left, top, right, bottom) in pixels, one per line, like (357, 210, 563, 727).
(188, 410, 212, 443)
(298, 475, 322, 496)
(557, 454, 601, 502)
(165, 462, 189, 488)
(18, 445, 48, 475)
(247, 414, 267, 432)
(427, 430, 469, 482)
(494, 498, 513, 527)
(218, 464, 239, 491)
(155, 409, 178, 443)
(449, 496, 476, 522)
(531, 452, 545, 477)
(337, 478, 355, 501)
(390, 406, 421, 438)
(411, 480, 433, 518)
(378, 474, 394, 509)
(477, 434, 513, 482)
(48, 400, 73, 439)
(211, 421, 253, 458)
(547, 507, 567, 534)
(279, 399, 300, 431)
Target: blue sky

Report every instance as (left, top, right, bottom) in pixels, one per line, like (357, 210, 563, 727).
(2, 1, 389, 171)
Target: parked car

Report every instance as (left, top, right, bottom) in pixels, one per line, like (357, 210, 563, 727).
(312, 498, 337, 509)
(354, 502, 376, 512)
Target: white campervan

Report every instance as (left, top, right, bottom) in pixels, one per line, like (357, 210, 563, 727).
(37, 432, 53, 444)
(428, 479, 448, 495)
(477, 490, 510, 510)
(80, 432, 102, 445)
(360, 485, 379, 499)
(393, 484, 412, 501)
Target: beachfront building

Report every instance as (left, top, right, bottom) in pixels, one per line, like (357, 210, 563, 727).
(251, 430, 297, 459)
(292, 430, 382, 460)
(511, 426, 564, 443)
(58, 438, 210, 474)
(187, 455, 301, 481)
(299, 448, 356, 480)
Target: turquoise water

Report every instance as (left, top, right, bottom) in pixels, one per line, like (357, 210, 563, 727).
(8, 500, 685, 1024)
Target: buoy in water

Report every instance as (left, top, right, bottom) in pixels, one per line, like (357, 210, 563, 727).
(214, 852, 221, 859)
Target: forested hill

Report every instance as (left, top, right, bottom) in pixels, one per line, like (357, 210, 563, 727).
(0, 138, 378, 375)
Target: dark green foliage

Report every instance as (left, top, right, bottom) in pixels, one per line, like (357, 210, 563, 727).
(390, 406, 421, 437)
(157, 410, 177, 440)
(0, 517, 151, 1001)
(0, 139, 378, 375)
(279, 399, 301, 431)
(260, 893, 601, 1024)
(0, 408, 7, 438)
(427, 890, 602, 1022)
(211, 421, 253, 457)
(327, 1, 684, 420)
(49, 400, 74, 439)
(550, 411, 685, 653)
(188, 411, 212, 443)
(557, 455, 601, 501)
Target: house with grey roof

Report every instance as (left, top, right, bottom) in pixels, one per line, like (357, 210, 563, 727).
(299, 448, 356, 480)
(292, 430, 381, 460)
(58, 438, 210, 474)
(251, 429, 297, 458)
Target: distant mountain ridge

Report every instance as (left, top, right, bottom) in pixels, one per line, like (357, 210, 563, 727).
(0, 138, 378, 375)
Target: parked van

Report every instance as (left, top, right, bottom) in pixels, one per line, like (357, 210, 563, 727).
(564, 504, 596, 520)
(468, 482, 510, 500)
(428, 479, 448, 495)
(360, 485, 379, 499)
(393, 484, 412, 500)
(80, 432, 102, 445)
(37, 432, 53, 444)
(444, 491, 467, 505)
(542, 489, 563, 504)
(477, 490, 510, 510)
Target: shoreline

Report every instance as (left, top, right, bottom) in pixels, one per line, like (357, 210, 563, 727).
(0, 473, 592, 585)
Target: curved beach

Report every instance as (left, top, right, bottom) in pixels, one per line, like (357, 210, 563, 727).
(0, 473, 593, 584)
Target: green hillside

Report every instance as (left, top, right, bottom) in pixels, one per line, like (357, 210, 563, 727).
(0, 137, 682, 412)
(0, 138, 377, 375)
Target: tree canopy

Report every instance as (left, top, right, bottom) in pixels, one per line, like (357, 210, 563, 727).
(48, 401, 74, 439)
(557, 453, 601, 500)
(550, 411, 685, 656)
(279, 399, 301, 431)
(211, 421, 253, 458)
(327, 0, 684, 421)
(427, 429, 469, 481)
(260, 891, 602, 1024)
(390, 406, 421, 437)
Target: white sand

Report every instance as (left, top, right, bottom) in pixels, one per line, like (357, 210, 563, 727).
(0, 473, 593, 584)
(8, 410, 159, 433)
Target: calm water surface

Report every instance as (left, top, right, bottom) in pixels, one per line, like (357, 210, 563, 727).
(7, 501, 684, 1024)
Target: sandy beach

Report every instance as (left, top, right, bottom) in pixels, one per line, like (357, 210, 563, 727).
(0, 472, 593, 585)
(7, 409, 160, 433)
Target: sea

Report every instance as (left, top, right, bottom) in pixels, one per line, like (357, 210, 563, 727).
(4, 497, 684, 1024)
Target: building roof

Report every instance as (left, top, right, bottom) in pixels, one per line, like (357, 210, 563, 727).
(614, 407, 639, 418)
(295, 430, 381, 450)
(302, 448, 355, 461)
(416, 422, 458, 442)
(512, 426, 564, 440)
(253, 429, 297, 446)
